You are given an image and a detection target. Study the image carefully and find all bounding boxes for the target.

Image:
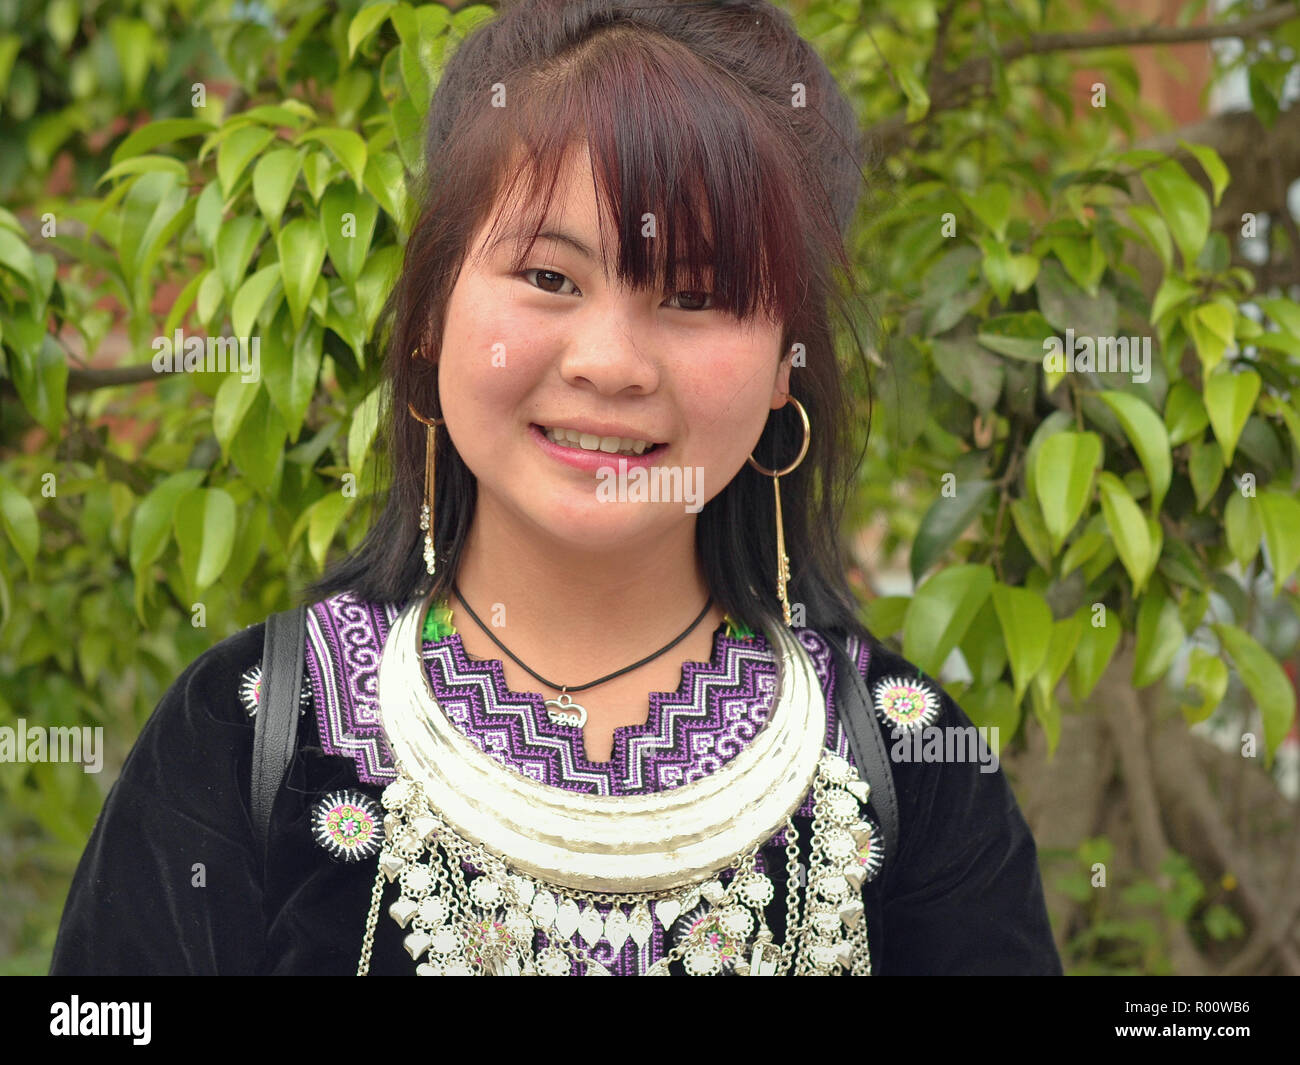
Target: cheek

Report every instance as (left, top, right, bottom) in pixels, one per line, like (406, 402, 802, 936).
(676, 345, 779, 450)
(439, 278, 545, 418)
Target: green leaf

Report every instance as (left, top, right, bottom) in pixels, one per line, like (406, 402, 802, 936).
(1029, 673, 1062, 757)
(1043, 611, 1085, 689)
(0, 226, 38, 291)
(194, 181, 224, 254)
(1009, 496, 1054, 571)
(1133, 585, 1184, 688)
(1125, 203, 1172, 272)
(1224, 490, 1261, 568)
(902, 564, 995, 676)
(1098, 471, 1156, 593)
(862, 595, 909, 638)
(1164, 380, 1209, 446)
(1187, 438, 1223, 510)
(217, 125, 276, 198)
(991, 583, 1053, 702)
(1177, 139, 1229, 207)
(263, 316, 323, 441)
(1139, 160, 1211, 269)
(45, 0, 78, 49)
(348, 2, 397, 57)
(1257, 297, 1300, 338)
(307, 492, 352, 571)
(364, 151, 410, 229)
(276, 218, 327, 329)
(229, 389, 288, 495)
(977, 311, 1054, 361)
(1203, 369, 1260, 465)
(348, 383, 385, 481)
(1035, 257, 1117, 338)
(231, 263, 283, 339)
(1034, 430, 1101, 552)
(1097, 391, 1172, 512)
(300, 151, 332, 204)
(959, 681, 1021, 741)
(0, 474, 38, 578)
(296, 128, 367, 190)
(214, 215, 267, 297)
(1149, 274, 1197, 326)
(930, 335, 1003, 412)
(354, 243, 403, 347)
(8, 334, 68, 436)
(962, 184, 1011, 241)
(1181, 647, 1227, 725)
(321, 184, 380, 285)
(212, 377, 262, 462)
(108, 16, 153, 102)
(1060, 521, 1106, 577)
(909, 479, 995, 580)
(960, 601, 1007, 688)
(195, 268, 224, 327)
(95, 154, 188, 188)
(118, 170, 185, 291)
(128, 470, 206, 577)
(897, 62, 930, 123)
(252, 148, 303, 229)
(1213, 623, 1296, 763)
(1069, 604, 1122, 701)
(1049, 235, 1105, 295)
(173, 488, 237, 600)
(1257, 490, 1300, 595)
(1188, 302, 1234, 374)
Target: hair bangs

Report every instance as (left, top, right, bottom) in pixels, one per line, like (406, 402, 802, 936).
(462, 25, 811, 327)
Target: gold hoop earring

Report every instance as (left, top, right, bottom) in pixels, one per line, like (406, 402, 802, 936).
(746, 395, 810, 627)
(408, 347, 446, 576)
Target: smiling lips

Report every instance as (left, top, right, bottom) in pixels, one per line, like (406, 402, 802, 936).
(540, 425, 660, 456)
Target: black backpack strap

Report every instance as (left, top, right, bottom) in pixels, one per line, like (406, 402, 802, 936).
(251, 604, 307, 859)
(825, 632, 900, 870)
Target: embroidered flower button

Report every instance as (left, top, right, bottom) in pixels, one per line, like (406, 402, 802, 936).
(312, 790, 384, 861)
(239, 663, 312, 718)
(872, 675, 939, 730)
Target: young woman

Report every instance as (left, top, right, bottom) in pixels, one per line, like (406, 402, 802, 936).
(51, 0, 1060, 976)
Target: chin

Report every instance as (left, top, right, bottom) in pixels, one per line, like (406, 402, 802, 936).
(520, 497, 693, 552)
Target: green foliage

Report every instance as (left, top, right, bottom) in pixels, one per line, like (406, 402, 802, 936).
(825, 0, 1300, 764)
(1049, 838, 1246, 975)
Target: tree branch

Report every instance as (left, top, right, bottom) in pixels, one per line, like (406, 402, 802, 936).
(1151, 714, 1300, 975)
(1102, 649, 1209, 974)
(1001, 4, 1297, 61)
(864, 5, 1298, 160)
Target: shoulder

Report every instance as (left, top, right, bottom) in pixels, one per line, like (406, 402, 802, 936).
(140, 620, 268, 741)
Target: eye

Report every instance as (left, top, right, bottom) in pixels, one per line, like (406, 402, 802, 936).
(519, 268, 580, 296)
(665, 290, 715, 311)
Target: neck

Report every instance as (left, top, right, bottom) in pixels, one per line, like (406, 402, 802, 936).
(451, 496, 718, 680)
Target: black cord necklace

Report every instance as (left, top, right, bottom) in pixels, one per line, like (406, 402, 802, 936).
(450, 581, 715, 728)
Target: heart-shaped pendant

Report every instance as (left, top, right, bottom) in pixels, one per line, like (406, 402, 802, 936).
(654, 898, 682, 930)
(544, 691, 588, 728)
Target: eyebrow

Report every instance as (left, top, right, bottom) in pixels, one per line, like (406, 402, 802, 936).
(489, 225, 600, 262)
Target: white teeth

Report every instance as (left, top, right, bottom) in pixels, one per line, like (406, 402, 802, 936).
(542, 426, 654, 456)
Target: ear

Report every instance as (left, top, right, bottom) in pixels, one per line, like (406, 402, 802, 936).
(771, 347, 794, 409)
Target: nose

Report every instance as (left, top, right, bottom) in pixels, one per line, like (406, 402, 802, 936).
(557, 298, 661, 397)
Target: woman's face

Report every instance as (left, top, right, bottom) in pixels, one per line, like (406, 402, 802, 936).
(437, 143, 791, 554)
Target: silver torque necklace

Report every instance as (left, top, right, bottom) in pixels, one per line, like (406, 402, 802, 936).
(376, 589, 829, 893)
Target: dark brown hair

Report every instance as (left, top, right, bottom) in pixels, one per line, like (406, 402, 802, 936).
(306, 0, 874, 643)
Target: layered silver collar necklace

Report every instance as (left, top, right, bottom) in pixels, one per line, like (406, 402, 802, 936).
(358, 591, 875, 975)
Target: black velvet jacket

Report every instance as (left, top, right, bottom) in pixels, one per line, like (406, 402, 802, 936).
(49, 616, 1063, 975)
